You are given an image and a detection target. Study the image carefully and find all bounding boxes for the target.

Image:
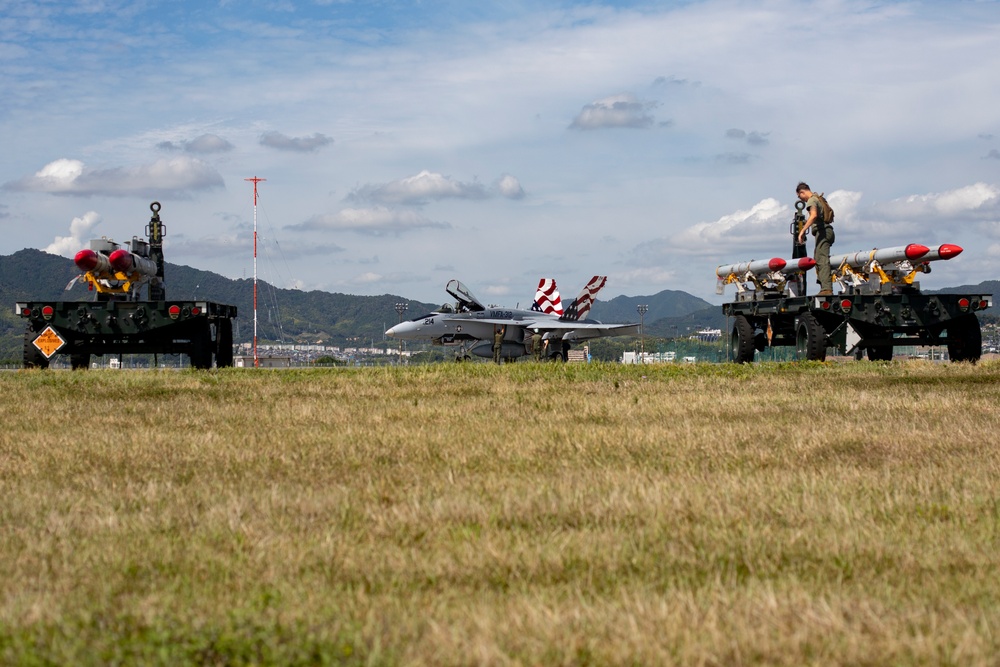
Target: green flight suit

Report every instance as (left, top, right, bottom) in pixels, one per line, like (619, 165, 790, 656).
(807, 194, 836, 293)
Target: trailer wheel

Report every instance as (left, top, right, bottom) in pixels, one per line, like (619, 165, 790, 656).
(189, 321, 214, 369)
(22, 328, 49, 369)
(730, 315, 755, 363)
(215, 319, 234, 368)
(947, 314, 982, 363)
(70, 353, 91, 370)
(866, 345, 893, 362)
(795, 313, 827, 361)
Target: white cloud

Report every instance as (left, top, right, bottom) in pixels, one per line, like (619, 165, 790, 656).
(874, 183, 1000, 220)
(5, 157, 223, 197)
(44, 210, 101, 257)
(158, 134, 234, 154)
(674, 198, 789, 252)
(494, 174, 525, 200)
(289, 206, 451, 235)
(259, 131, 333, 152)
(569, 93, 659, 130)
(348, 170, 490, 205)
(611, 266, 678, 289)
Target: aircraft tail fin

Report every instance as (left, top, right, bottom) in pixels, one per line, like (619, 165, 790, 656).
(532, 278, 564, 315)
(560, 275, 607, 321)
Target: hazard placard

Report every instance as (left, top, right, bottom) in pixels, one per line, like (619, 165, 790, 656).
(33, 327, 66, 358)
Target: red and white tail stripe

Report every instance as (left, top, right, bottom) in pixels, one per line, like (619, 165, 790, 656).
(568, 275, 606, 321)
(534, 278, 564, 315)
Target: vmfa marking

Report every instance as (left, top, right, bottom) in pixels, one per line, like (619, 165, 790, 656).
(33, 326, 66, 358)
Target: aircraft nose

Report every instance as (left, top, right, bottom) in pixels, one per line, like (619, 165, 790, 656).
(385, 326, 397, 337)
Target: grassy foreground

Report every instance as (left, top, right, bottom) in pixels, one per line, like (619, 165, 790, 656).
(2, 361, 1000, 666)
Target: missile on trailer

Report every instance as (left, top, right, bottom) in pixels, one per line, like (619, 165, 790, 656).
(74, 249, 113, 275)
(777, 257, 816, 274)
(920, 244, 963, 262)
(108, 248, 158, 277)
(715, 257, 786, 278)
(830, 244, 929, 270)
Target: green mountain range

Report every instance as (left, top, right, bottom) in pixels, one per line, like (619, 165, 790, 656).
(0, 249, 717, 361)
(6, 248, 993, 364)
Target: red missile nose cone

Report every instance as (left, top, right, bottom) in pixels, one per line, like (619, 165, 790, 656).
(768, 258, 787, 272)
(937, 244, 963, 260)
(108, 248, 131, 272)
(797, 257, 817, 270)
(74, 249, 99, 271)
(904, 244, 930, 260)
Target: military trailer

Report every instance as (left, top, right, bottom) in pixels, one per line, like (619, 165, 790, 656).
(15, 202, 237, 369)
(717, 202, 991, 363)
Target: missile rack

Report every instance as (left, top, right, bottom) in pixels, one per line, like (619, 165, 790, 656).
(15, 202, 238, 369)
(722, 286, 991, 363)
(720, 203, 991, 363)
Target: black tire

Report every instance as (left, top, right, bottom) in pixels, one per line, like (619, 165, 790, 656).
(947, 314, 982, 363)
(730, 315, 755, 363)
(23, 328, 50, 369)
(189, 321, 214, 369)
(70, 353, 91, 370)
(215, 319, 234, 368)
(795, 313, 827, 361)
(866, 345, 893, 362)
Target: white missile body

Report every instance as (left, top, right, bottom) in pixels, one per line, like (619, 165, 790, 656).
(108, 249, 158, 277)
(830, 244, 929, 270)
(73, 249, 113, 275)
(777, 257, 816, 274)
(919, 244, 963, 262)
(716, 257, 785, 278)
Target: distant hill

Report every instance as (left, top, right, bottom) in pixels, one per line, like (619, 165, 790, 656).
(589, 289, 713, 324)
(928, 280, 1000, 296)
(0, 249, 441, 360)
(2, 248, 995, 361)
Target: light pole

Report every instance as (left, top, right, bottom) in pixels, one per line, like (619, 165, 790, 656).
(394, 302, 408, 364)
(636, 304, 648, 362)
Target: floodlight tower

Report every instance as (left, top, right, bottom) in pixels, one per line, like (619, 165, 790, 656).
(394, 302, 408, 364)
(636, 304, 649, 362)
(245, 176, 266, 368)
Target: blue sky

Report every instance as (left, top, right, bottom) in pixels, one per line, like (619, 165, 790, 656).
(2, 0, 999, 305)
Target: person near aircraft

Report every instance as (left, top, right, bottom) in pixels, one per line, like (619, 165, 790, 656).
(493, 325, 504, 364)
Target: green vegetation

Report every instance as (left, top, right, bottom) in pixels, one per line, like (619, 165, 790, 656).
(0, 249, 722, 363)
(2, 361, 1000, 664)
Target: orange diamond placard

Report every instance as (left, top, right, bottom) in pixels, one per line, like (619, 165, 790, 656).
(33, 327, 66, 358)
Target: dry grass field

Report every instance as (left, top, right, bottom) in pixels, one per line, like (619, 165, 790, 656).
(2, 360, 999, 665)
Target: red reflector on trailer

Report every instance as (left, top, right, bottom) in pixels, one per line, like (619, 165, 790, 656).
(840, 299, 852, 311)
(821, 301, 831, 310)
(958, 298, 970, 311)
(22, 308, 32, 317)
(41, 305, 55, 320)
(168, 305, 181, 319)
(191, 306, 201, 316)
(980, 300, 989, 310)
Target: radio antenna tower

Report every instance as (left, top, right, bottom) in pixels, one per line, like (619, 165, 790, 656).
(244, 176, 266, 368)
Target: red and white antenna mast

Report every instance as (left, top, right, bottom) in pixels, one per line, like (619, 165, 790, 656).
(244, 176, 266, 368)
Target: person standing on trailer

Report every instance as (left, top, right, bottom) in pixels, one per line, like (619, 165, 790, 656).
(795, 182, 836, 295)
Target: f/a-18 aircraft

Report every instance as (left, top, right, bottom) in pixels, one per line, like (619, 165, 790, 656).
(385, 276, 640, 360)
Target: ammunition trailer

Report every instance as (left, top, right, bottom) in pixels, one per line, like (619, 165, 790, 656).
(16, 202, 238, 369)
(723, 290, 990, 363)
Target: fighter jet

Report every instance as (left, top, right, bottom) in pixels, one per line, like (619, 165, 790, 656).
(385, 276, 640, 361)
